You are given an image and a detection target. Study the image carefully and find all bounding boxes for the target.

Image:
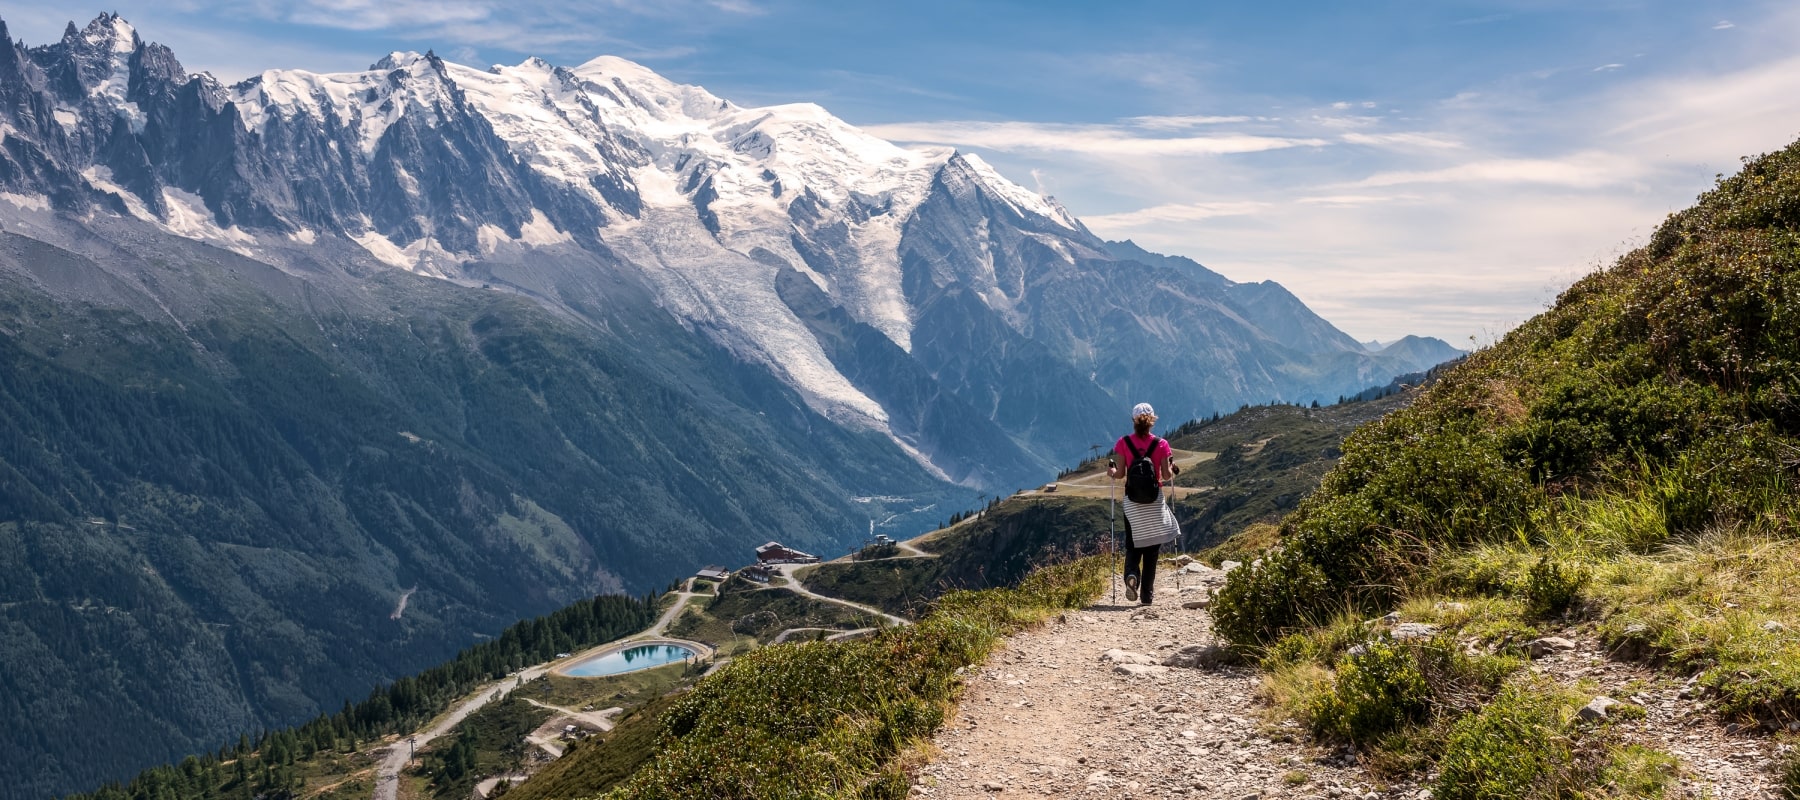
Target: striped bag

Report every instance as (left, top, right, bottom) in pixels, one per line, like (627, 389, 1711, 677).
(1122, 496, 1179, 548)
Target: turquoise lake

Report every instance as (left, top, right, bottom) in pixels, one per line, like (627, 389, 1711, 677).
(564, 643, 696, 677)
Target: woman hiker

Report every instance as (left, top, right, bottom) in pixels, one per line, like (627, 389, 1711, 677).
(1107, 402, 1180, 604)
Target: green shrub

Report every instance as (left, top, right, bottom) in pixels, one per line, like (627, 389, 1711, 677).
(1213, 553, 1333, 646)
(602, 556, 1106, 798)
(1308, 639, 1432, 744)
(1523, 556, 1588, 618)
(1435, 686, 1574, 800)
(1781, 745, 1800, 800)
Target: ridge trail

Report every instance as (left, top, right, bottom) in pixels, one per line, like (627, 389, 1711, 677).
(909, 570, 1387, 799)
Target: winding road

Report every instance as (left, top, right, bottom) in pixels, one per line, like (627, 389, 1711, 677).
(767, 562, 909, 626)
(373, 665, 549, 800)
(641, 578, 701, 638)
(372, 580, 710, 800)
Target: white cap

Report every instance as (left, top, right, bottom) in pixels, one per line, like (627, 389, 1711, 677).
(1132, 402, 1155, 418)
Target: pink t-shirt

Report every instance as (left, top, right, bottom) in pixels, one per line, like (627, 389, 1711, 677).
(1114, 434, 1171, 480)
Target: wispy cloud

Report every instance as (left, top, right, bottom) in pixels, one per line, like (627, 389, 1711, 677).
(1714, 20, 1736, 30)
(253, 0, 492, 32)
(1340, 132, 1463, 150)
(1293, 193, 1423, 206)
(1593, 63, 1624, 72)
(1348, 153, 1641, 189)
(864, 120, 1326, 157)
(1126, 114, 1258, 130)
(1082, 201, 1272, 227)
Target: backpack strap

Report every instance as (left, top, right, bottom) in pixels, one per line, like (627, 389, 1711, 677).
(1123, 436, 1159, 465)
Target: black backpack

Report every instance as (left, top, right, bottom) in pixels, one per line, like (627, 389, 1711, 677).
(1123, 436, 1161, 503)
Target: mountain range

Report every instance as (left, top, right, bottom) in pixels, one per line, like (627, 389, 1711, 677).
(0, 13, 1459, 798)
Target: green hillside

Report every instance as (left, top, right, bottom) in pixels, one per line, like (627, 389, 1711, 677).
(800, 498, 1111, 617)
(1210, 141, 1800, 792)
(1165, 390, 1417, 554)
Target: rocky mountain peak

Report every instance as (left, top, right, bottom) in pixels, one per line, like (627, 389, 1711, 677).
(33, 13, 142, 103)
(370, 50, 426, 72)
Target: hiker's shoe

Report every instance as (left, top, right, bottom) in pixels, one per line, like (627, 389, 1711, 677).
(1124, 573, 1139, 602)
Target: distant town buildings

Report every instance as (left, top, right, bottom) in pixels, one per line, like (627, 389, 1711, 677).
(695, 565, 731, 581)
(755, 541, 819, 564)
(739, 564, 775, 583)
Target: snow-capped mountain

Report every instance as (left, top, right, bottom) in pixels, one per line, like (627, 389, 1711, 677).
(0, 13, 1459, 487)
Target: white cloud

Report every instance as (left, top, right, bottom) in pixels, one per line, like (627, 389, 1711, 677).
(260, 0, 493, 32)
(1348, 153, 1643, 189)
(1126, 114, 1256, 130)
(1340, 132, 1463, 150)
(1594, 63, 1624, 72)
(919, 7, 1800, 343)
(864, 120, 1326, 157)
(1293, 193, 1423, 206)
(1082, 201, 1272, 228)
(1714, 20, 1736, 30)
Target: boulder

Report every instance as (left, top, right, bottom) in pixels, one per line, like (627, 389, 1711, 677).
(1390, 623, 1440, 641)
(1164, 643, 1235, 668)
(1578, 696, 1618, 723)
(1099, 649, 1160, 666)
(1527, 636, 1578, 658)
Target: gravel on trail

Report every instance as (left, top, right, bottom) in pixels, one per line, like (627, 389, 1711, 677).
(909, 567, 1402, 800)
(908, 563, 1790, 799)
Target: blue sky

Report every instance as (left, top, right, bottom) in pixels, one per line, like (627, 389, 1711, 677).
(4, 1, 1797, 343)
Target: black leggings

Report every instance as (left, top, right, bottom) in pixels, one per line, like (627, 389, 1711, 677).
(1123, 527, 1159, 601)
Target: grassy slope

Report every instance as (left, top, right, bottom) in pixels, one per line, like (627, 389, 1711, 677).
(502, 693, 685, 800)
(666, 577, 879, 653)
(1165, 393, 1415, 553)
(801, 498, 1110, 618)
(1209, 140, 1800, 794)
(798, 397, 1411, 618)
(502, 557, 1106, 800)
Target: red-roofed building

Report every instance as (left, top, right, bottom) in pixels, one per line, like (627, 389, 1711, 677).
(755, 541, 819, 564)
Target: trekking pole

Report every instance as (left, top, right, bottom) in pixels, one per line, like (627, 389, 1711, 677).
(1109, 457, 1118, 605)
(1169, 440, 1183, 594)
(1166, 439, 1180, 594)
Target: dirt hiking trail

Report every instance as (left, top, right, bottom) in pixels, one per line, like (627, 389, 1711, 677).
(909, 565, 1785, 799)
(910, 567, 1393, 800)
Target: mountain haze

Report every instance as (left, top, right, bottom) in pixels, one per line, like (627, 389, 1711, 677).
(0, 13, 1458, 798)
